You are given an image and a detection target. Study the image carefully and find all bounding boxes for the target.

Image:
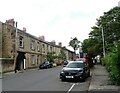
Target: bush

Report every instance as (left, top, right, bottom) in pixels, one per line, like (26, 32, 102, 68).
(103, 43, 120, 85)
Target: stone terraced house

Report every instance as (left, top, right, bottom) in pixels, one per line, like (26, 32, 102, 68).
(0, 19, 75, 73)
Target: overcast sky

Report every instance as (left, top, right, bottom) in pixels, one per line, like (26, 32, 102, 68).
(0, 0, 119, 51)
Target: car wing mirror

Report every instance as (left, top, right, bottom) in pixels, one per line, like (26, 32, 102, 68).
(63, 65, 66, 67)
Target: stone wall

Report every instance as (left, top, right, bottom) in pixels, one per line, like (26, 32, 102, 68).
(1, 58, 14, 73)
(2, 24, 13, 58)
(0, 22, 2, 58)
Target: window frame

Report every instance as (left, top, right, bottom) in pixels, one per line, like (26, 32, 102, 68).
(19, 36, 24, 48)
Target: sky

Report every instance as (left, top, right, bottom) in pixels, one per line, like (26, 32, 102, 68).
(0, 0, 119, 51)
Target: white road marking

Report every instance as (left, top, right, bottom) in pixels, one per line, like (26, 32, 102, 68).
(67, 83, 75, 93)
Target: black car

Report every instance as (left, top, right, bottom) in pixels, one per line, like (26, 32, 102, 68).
(60, 61, 90, 82)
(39, 61, 52, 69)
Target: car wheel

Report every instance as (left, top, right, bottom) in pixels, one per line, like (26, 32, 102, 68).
(81, 77, 85, 82)
(81, 74, 86, 82)
(88, 70, 91, 77)
(61, 79, 65, 82)
(60, 77, 65, 82)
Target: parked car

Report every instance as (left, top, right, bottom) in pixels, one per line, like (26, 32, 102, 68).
(78, 58, 94, 68)
(39, 61, 52, 69)
(52, 62, 57, 67)
(76, 58, 88, 64)
(56, 61, 63, 66)
(60, 60, 90, 82)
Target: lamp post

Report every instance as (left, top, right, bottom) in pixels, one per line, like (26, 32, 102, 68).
(14, 22, 18, 71)
(101, 27, 106, 57)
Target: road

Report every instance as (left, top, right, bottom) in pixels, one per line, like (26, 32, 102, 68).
(2, 66, 91, 92)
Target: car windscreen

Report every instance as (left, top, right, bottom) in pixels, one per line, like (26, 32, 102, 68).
(66, 62, 85, 68)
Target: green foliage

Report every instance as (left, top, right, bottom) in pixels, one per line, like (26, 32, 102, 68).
(47, 48, 67, 63)
(103, 43, 120, 85)
(46, 52, 56, 63)
(81, 6, 120, 85)
(82, 38, 102, 57)
(83, 7, 120, 56)
(58, 48, 66, 60)
(96, 7, 120, 50)
(69, 37, 80, 53)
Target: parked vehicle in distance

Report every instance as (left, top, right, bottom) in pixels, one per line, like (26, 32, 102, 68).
(52, 62, 57, 67)
(56, 61, 63, 66)
(60, 60, 90, 82)
(39, 61, 52, 69)
(77, 58, 94, 68)
(76, 58, 88, 64)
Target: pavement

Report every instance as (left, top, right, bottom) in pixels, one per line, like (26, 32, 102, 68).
(89, 64, 120, 92)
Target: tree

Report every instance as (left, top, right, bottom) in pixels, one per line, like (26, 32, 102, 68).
(82, 38, 102, 58)
(82, 7, 120, 56)
(96, 7, 120, 52)
(46, 52, 56, 63)
(69, 37, 80, 54)
(82, 6, 120, 85)
(58, 47, 66, 60)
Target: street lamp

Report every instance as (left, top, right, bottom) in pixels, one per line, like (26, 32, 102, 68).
(101, 27, 106, 57)
(14, 22, 18, 71)
(79, 45, 83, 58)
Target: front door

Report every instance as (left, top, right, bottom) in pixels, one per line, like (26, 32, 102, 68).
(16, 52, 26, 71)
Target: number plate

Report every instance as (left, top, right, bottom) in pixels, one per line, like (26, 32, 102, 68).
(66, 76, 74, 78)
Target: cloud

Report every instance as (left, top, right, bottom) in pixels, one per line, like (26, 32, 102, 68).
(0, 0, 119, 50)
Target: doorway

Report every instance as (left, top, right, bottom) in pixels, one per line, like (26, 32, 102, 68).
(15, 52, 26, 71)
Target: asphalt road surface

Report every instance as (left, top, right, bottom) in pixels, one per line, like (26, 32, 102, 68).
(2, 66, 91, 92)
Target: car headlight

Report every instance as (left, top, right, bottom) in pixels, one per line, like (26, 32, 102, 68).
(60, 69, 65, 74)
(60, 71, 64, 74)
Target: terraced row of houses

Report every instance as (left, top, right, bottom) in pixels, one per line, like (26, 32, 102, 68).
(0, 19, 75, 73)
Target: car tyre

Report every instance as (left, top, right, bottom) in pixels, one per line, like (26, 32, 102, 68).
(88, 71, 90, 77)
(81, 77, 85, 82)
(81, 75, 86, 82)
(60, 78, 65, 82)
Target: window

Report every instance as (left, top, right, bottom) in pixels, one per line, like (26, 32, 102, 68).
(50, 46, 53, 52)
(30, 40, 35, 51)
(67, 62, 84, 68)
(37, 42, 40, 52)
(42, 44, 45, 53)
(31, 55, 36, 64)
(19, 36, 24, 48)
(37, 45, 40, 51)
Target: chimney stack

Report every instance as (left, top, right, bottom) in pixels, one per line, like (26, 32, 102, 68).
(23, 27, 26, 32)
(5, 19, 15, 27)
(39, 36, 45, 41)
(58, 42, 62, 47)
(50, 40, 56, 45)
